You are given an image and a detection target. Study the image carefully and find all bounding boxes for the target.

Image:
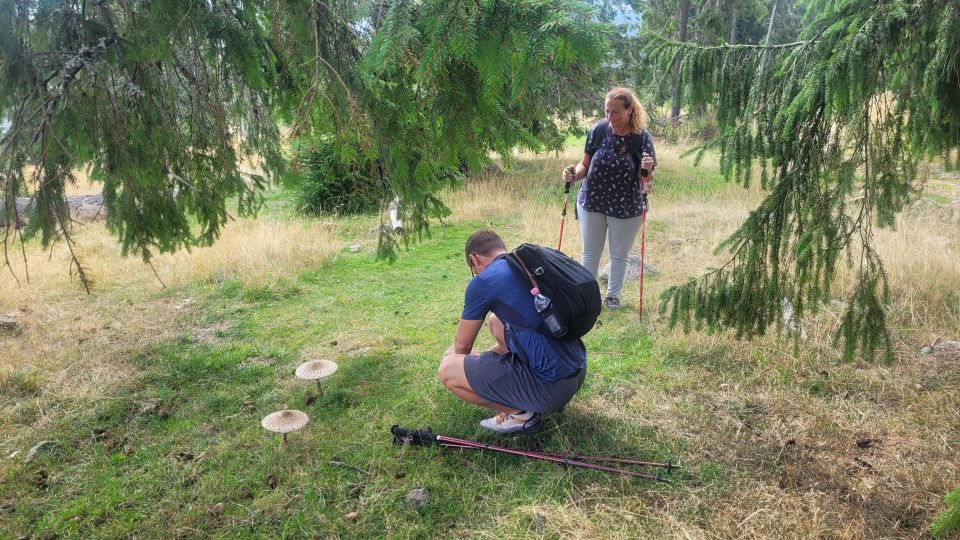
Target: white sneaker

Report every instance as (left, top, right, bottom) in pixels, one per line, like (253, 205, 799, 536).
(479, 411, 542, 434)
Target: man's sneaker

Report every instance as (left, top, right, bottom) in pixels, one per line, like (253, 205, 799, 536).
(604, 296, 622, 309)
(479, 411, 542, 434)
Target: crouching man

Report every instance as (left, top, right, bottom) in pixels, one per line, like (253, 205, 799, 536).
(438, 229, 587, 434)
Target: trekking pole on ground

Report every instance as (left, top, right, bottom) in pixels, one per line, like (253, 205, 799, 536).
(527, 449, 679, 473)
(391, 426, 676, 481)
(639, 169, 649, 319)
(558, 167, 575, 251)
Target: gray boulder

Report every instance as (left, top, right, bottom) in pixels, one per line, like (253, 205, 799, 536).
(405, 487, 429, 509)
(1, 194, 106, 228)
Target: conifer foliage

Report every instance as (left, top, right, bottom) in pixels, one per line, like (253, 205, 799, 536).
(932, 485, 960, 538)
(643, 0, 959, 361)
(1, 0, 609, 285)
(297, 0, 610, 256)
(0, 0, 287, 289)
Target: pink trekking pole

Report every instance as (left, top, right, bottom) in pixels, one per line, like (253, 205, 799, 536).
(639, 170, 649, 319)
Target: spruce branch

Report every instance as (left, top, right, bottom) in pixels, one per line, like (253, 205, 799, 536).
(647, 0, 958, 361)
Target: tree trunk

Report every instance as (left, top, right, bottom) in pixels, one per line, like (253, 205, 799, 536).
(671, 0, 691, 122)
(758, 0, 779, 74)
(729, 0, 738, 44)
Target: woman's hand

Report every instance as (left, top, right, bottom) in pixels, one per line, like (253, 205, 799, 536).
(562, 165, 576, 182)
(640, 152, 655, 175)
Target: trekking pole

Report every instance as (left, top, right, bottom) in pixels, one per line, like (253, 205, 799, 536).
(391, 426, 674, 482)
(558, 166, 574, 251)
(524, 449, 679, 473)
(639, 168, 649, 319)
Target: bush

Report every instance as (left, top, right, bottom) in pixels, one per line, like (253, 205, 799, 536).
(293, 139, 384, 215)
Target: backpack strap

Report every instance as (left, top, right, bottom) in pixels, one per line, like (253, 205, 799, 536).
(507, 250, 539, 291)
(600, 119, 648, 176)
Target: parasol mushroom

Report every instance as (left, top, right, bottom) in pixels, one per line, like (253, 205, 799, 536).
(261, 410, 309, 444)
(295, 359, 338, 396)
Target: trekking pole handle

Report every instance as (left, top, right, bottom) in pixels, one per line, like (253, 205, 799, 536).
(391, 425, 439, 446)
(563, 165, 576, 190)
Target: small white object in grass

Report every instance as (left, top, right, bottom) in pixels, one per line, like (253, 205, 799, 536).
(261, 410, 309, 444)
(388, 196, 403, 233)
(405, 487, 429, 509)
(24, 440, 57, 463)
(349, 244, 362, 253)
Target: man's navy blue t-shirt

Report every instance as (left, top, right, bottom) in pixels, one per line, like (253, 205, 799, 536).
(461, 257, 586, 382)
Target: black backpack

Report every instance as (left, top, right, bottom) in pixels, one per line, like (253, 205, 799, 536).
(505, 243, 601, 340)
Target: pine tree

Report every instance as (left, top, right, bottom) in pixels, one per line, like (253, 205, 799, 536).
(641, 0, 960, 360)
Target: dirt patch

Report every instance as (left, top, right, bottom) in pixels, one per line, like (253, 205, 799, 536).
(195, 321, 233, 344)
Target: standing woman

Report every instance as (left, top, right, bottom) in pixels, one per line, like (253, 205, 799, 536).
(562, 87, 657, 309)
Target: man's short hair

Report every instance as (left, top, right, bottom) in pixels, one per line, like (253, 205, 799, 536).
(465, 229, 507, 265)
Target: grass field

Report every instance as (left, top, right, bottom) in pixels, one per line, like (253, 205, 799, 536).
(1, 142, 958, 538)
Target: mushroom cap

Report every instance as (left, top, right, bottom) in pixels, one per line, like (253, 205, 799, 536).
(261, 410, 309, 433)
(295, 359, 338, 381)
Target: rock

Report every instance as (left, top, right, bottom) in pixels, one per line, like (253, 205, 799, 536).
(780, 298, 808, 340)
(346, 511, 359, 522)
(405, 487, 429, 509)
(135, 399, 161, 416)
(68, 195, 106, 220)
(24, 441, 57, 463)
(0, 197, 31, 227)
(0, 315, 21, 335)
(1, 195, 106, 227)
(920, 338, 960, 358)
(598, 255, 657, 283)
(349, 244, 362, 253)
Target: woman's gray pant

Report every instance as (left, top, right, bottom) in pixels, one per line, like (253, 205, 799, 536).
(577, 203, 643, 300)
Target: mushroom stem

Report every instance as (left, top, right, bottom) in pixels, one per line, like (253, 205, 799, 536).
(282, 432, 288, 445)
(316, 380, 324, 395)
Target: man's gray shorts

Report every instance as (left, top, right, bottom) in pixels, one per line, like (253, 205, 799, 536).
(464, 350, 586, 413)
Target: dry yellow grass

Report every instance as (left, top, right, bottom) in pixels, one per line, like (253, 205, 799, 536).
(0, 212, 341, 447)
